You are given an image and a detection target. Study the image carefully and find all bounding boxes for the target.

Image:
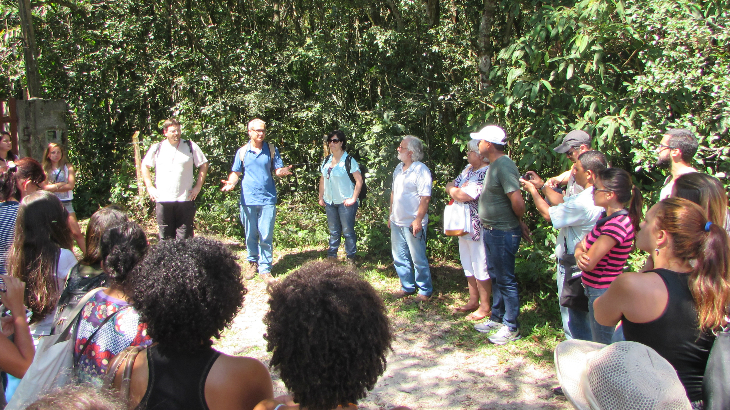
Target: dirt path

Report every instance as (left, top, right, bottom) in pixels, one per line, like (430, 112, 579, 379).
(214, 276, 571, 410)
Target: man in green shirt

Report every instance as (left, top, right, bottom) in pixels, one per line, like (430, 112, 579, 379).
(471, 125, 528, 345)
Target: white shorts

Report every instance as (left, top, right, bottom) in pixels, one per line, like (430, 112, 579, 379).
(458, 235, 489, 281)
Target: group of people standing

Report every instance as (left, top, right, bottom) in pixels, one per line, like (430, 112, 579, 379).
(0, 127, 404, 409)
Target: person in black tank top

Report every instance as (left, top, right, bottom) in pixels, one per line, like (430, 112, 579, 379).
(592, 198, 730, 406)
(112, 238, 274, 410)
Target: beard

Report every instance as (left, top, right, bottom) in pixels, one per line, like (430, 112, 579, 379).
(655, 155, 671, 169)
(397, 151, 407, 162)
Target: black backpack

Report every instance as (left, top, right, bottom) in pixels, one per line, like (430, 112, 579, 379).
(322, 154, 367, 200)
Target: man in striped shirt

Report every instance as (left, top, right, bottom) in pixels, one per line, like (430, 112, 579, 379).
(521, 151, 607, 341)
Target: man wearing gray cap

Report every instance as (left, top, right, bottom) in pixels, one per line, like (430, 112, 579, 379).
(471, 125, 529, 345)
(525, 130, 592, 205)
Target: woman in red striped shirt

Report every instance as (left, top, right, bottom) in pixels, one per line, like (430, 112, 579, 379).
(574, 168, 642, 343)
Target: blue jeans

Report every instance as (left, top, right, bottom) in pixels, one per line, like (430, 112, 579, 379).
(391, 224, 433, 296)
(483, 227, 522, 332)
(556, 262, 591, 340)
(324, 201, 358, 258)
(585, 285, 616, 344)
(240, 204, 276, 274)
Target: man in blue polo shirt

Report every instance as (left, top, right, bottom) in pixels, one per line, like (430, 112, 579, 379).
(222, 118, 292, 283)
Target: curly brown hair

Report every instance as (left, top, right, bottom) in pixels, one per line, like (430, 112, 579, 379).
(264, 261, 392, 410)
(128, 237, 246, 356)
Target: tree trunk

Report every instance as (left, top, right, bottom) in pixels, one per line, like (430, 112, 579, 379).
(17, 0, 42, 98)
(477, 0, 497, 91)
(424, 0, 440, 28)
(385, 0, 404, 32)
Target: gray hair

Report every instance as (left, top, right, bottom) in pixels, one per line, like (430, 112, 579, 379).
(402, 136, 424, 162)
(467, 139, 481, 153)
(248, 118, 265, 131)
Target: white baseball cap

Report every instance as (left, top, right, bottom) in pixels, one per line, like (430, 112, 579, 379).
(469, 125, 507, 145)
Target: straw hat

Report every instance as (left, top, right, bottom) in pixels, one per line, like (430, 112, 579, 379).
(554, 340, 691, 410)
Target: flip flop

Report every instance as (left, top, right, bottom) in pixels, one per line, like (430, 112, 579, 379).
(465, 311, 490, 321)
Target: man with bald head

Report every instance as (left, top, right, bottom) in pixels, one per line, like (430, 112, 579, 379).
(222, 119, 292, 284)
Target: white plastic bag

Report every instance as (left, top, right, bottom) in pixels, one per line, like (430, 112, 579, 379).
(443, 200, 471, 236)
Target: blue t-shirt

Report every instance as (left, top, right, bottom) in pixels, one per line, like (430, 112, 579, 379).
(232, 142, 284, 206)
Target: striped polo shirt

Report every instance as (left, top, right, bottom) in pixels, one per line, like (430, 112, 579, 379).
(582, 210, 634, 289)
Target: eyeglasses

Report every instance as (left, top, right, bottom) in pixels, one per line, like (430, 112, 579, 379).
(326, 167, 333, 179)
(565, 146, 580, 156)
(328, 139, 342, 144)
(656, 144, 676, 152)
(250, 128, 266, 134)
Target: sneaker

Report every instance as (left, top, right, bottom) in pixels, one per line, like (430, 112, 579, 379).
(474, 320, 503, 333)
(244, 262, 258, 280)
(488, 326, 521, 345)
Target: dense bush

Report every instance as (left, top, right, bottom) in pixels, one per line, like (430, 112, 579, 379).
(1, 0, 727, 287)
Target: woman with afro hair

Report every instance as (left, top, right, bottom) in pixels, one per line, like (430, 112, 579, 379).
(111, 237, 273, 410)
(256, 261, 405, 410)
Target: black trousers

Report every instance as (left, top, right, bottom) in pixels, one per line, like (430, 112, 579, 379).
(156, 201, 196, 240)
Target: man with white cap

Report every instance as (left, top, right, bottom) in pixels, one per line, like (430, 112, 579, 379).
(525, 130, 592, 205)
(471, 125, 528, 345)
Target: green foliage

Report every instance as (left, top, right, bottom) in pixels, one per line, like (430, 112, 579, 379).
(1, 0, 728, 304)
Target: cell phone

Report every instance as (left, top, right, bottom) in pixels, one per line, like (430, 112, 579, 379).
(522, 173, 532, 180)
(288, 163, 306, 169)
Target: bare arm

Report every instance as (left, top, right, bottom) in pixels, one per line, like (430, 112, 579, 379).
(576, 235, 619, 272)
(221, 171, 241, 192)
(274, 166, 293, 177)
(318, 176, 326, 206)
(188, 162, 210, 200)
(0, 276, 35, 378)
(410, 196, 431, 236)
(142, 165, 158, 201)
(44, 164, 76, 193)
(344, 171, 363, 206)
(506, 189, 525, 220)
(388, 192, 393, 229)
(521, 178, 551, 222)
(445, 181, 474, 203)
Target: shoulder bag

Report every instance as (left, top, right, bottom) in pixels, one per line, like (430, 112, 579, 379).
(6, 288, 105, 410)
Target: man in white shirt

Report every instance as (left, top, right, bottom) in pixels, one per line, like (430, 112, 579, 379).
(142, 118, 209, 240)
(389, 136, 433, 302)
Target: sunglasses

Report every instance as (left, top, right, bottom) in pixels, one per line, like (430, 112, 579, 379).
(328, 139, 342, 144)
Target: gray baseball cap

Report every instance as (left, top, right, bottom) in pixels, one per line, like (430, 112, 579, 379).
(554, 130, 591, 153)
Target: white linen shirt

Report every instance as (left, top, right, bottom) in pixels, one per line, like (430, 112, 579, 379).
(141, 140, 208, 202)
(549, 186, 603, 258)
(391, 161, 432, 227)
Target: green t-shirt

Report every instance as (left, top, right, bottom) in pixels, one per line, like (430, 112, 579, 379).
(478, 155, 521, 230)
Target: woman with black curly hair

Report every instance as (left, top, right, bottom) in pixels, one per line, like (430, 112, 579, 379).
(73, 221, 152, 386)
(256, 261, 397, 410)
(112, 237, 273, 410)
